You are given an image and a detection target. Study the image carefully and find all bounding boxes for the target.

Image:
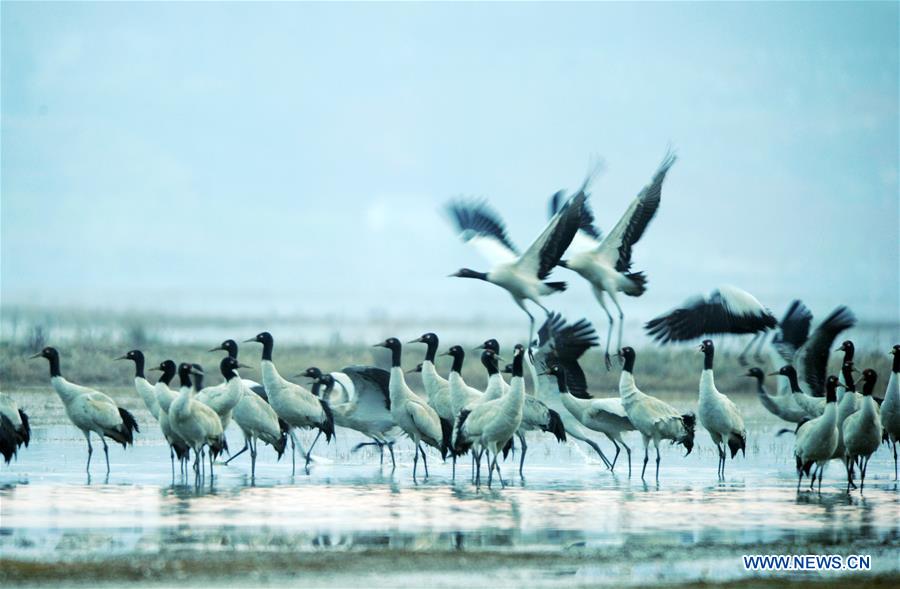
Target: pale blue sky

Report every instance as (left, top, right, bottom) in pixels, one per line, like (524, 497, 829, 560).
(2, 1, 898, 327)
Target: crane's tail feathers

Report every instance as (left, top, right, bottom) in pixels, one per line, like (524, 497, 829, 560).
(0, 415, 17, 464)
(18, 409, 31, 447)
(544, 409, 567, 443)
(679, 413, 696, 456)
(439, 417, 453, 460)
(107, 407, 139, 448)
(452, 411, 473, 457)
(797, 456, 814, 476)
(544, 281, 567, 293)
(278, 418, 291, 435)
(728, 432, 746, 459)
(209, 436, 228, 460)
(501, 436, 514, 459)
(272, 429, 288, 460)
(623, 272, 647, 297)
(319, 400, 336, 442)
(173, 441, 190, 461)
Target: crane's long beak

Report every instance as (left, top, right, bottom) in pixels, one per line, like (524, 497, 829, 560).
(767, 372, 780, 376)
(28, 352, 42, 359)
(238, 363, 252, 370)
(243, 338, 257, 343)
(149, 367, 162, 372)
(407, 337, 423, 344)
(114, 354, 128, 361)
(372, 343, 385, 348)
(208, 346, 224, 352)
(473, 344, 485, 351)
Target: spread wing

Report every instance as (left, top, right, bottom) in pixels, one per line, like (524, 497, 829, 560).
(342, 366, 391, 410)
(516, 191, 586, 279)
(595, 152, 675, 271)
(645, 285, 776, 343)
(772, 299, 813, 363)
(798, 306, 856, 396)
(445, 199, 519, 266)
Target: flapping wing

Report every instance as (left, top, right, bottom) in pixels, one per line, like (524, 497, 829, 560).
(539, 312, 600, 399)
(595, 152, 675, 271)
(342, 366, 391, 410)
(645, 285, 776, 343)
(445, 199, 519, 266)
(772, 300, 813, 363)
(798, 306, 856, 397)
(517, 191, 586, 279)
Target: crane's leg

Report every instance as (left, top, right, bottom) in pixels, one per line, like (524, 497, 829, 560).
(797, 468, 803, 492)
(492, 453, 505, 489)
(289, 431, 297, 476)
(593, 289, 616, 370)
(738, 333, 761, 367)
(225, 435, 249, 465)
(607, 438, 621, 472)
(451, 454, 457, 480)
(568, 428, 612, 469)
(487, 450, 494, 489)
(250, 437, 258, 480)
(608, 291, 626, 367)
(860, 456, 869, 491)
(655, 444, 662, 484)
(818, 463, 825, 493)
(893, 441, 898, 480)
(640, 436, 650, 480)
(621, 439, 632, 477)
(84, 432, 93, 474)
(305, 430, 323, 469)
(420, 444, 429, 477)
(101, 438, 111, 475)
(474, 450, 482, 486)
(209, 447, 215, 480)
(387, 442, 396, 470)
(845, 456, 853, 493)
(517, 431, 528, 478)
(169, 446, 176, 480)
(413, 444, 420, 481)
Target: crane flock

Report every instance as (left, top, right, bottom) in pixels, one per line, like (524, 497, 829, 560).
(2, 151, 897, 493)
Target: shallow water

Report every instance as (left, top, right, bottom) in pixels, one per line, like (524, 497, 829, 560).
(1, 390, 898, 587)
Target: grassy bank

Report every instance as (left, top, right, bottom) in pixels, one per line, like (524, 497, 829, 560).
(0, 338, 893, 396)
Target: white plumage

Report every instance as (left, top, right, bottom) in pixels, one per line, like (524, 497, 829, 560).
(454, 348, 525, 487)
(841, 369, 882, 491)
(195, 361, 244, 430)
(880, 345, 900, 480)
(375, 338, 449, 479)
(408, 333, 455, 422)
(150, 360, 192, 476)
(31, 347, 138, 475)
(245, 332, 335, 475)
(169, 363, 227, 479)
(697, 340, 747, 478)
(794, 376, 840, 492)
(746, 368, 807, 425)
(557, 153, 675, 367)
(618, 347, 695, 482)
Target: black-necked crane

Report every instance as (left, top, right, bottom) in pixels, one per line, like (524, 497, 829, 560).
(454, 348, 525, 488)
(301, 365, 400, 467)
(0, 391, 30, 464)
(645, 285, 777, 366)
(169, 362, 227, 479)
(794, 375, 840, 493)
(221, 356, 286, 478)
(745, 368, 807, 425)
(768, 306, 858, 419)
(556, 152, 676, 368)
(697, 340, 746, 478)
(445, 190, 586, 346)
(529, 314, 613, 469)
(116, 350, 160, 422)
(31, 347, 139, 475)
(245, 332, 335, 475)
(150, 359, 191, 477)
(880, 345, 900, 479)
(209, 339, 269, 400)
(374, 337, 450, 479)
(408, 333, 455, 423)
(617, 347, 695, 482)
(842, 369, 882, 492)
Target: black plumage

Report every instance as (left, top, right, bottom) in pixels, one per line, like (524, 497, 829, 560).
(1, 414, 18, 464)
(534, 192, 586, 280)
(613, 152, 675, 272)
(537, 312, 600, 399)
(549, 189, 602, 240)
(772, 300, 813, 363)
(342, 366, 391, 410)
(445, 199, 519, 254)
(800, 306, 857, 397)
(645, 288, 777, 344)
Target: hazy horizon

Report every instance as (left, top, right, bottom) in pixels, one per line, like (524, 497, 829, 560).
(3, 2, 898, 332)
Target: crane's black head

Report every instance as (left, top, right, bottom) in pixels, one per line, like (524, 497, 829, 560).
(480, 349, 501, 374)
(116, 350, 144, 363)
(772, 365, 796, 378)
(446, 345, 465, 360)
(406, 362, 424, 374)
(476, 338, 500, 354)
(837, 340, 855, 354)
(859, 368, 877, 395)
(374, 337, 402, 351)
(620, 347, 636, 372)
(893, 344, 900, 355)
(220, 356, 241, 380)
(700, 340, 714, 353)
(745, 367, 765, 381)
(246, 332, 273, 346)
(449, 268, 488, 281)
(501, 363, 513, 375)
(302, 367, 323, 381)
(320, 374, 335, 387)
(30, 346, 59, 362)
(408, 332, 438, 346)
(825, 375, 840, 403)
(510, 344, 525, 377)
(209, 339, 239, 357)
(151, 359, 177, 384)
